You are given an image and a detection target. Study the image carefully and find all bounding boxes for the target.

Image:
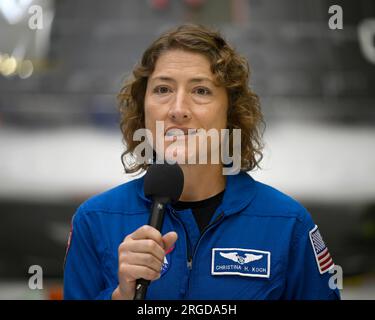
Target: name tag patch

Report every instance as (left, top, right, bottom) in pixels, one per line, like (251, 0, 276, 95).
(211, 247, 271, 278)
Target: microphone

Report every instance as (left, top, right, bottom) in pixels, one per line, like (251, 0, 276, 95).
(133, 163, 184, 300)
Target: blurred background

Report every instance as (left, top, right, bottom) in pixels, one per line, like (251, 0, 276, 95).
(0, 0, 374, 300)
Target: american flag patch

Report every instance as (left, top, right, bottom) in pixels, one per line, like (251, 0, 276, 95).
(309, 225, 334, 274)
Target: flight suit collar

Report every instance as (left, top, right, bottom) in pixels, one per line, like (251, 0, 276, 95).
(220, 171, 257, 216)
(136, 170, 257, 217)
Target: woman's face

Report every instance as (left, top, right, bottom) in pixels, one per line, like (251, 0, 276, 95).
(144, 49, 228, 165)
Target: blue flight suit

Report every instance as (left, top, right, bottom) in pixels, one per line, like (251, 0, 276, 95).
(63, 171, 341, 300)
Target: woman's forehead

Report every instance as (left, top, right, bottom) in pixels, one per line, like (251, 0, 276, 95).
(152, 49, 213, 78)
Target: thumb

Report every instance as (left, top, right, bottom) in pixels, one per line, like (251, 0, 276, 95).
(162, 231, 178, 252)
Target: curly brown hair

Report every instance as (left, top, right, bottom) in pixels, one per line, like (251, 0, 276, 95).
(118, 24, 265, 174)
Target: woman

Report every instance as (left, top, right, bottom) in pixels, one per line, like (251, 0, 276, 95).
(64, 24, 340, 300)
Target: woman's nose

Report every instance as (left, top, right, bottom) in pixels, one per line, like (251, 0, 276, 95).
(167, 90, 192, 122)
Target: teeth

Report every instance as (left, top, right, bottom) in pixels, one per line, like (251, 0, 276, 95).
(188, 129, 198, 135)
(165, 128, 198, 136)
(166, 129, 185, 137)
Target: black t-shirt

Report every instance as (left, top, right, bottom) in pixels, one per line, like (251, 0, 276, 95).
(172, 190, 225, 233)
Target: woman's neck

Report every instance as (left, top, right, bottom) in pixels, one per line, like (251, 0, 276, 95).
(178, 164, 226, 201)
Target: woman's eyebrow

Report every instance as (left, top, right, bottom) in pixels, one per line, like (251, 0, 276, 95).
(189, 77, 214, 84)
(150, 76, 175, 83)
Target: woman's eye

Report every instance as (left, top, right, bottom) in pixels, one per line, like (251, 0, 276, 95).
(153, 86, 170, 94)
(194, 87, 211, 95)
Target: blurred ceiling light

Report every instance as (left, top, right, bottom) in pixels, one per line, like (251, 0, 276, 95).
(0, 0, 34, 24)
(1, 55, 17, 76)
(18, 59, 33, 79)
(0, 52, 34, 79)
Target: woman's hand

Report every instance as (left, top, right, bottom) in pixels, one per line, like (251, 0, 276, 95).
(112, 225, 178, 300)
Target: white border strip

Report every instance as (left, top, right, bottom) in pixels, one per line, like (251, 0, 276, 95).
(211, 247, 271, 278)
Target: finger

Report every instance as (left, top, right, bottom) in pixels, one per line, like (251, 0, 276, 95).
(130, 225, 164, 248)
(121, 252, 163, 273)
(126, 239, 165, 262)
(162, 231, 178, 252)
(122, 264, 161, 282)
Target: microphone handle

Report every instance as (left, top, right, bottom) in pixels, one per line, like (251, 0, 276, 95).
(133, 198, 168, 300)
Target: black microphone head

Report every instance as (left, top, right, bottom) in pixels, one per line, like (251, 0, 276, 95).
(144, 163, 184, 203)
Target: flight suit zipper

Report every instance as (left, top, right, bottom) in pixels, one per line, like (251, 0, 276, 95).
(169, 207, 192, 269)
(169, 208, 224, 269)
(168, 206, 225, 297)
(193, 211, 224, 261)
(185, 212, 225, 293)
